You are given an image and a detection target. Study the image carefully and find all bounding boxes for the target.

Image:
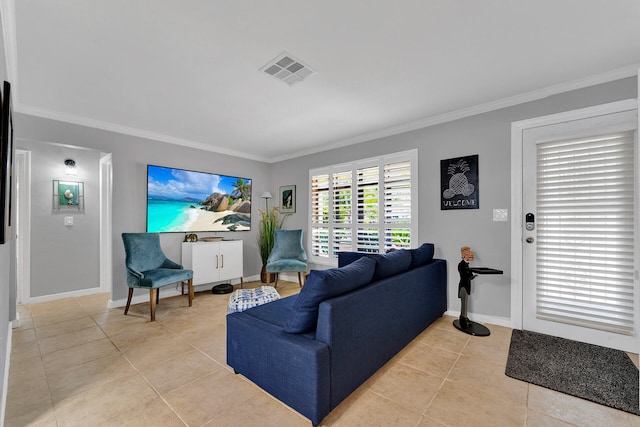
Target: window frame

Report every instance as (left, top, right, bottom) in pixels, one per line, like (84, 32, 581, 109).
(308, 149, 418, 266)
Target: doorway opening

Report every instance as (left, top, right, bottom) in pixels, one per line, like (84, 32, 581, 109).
(14, 145, 113, 305)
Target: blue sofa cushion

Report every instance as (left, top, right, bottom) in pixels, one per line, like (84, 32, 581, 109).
(368, 249, 412, 281)
(337, 251, 365, 268)
(409, 243, 435, 268)
(284, 256, 376, 334)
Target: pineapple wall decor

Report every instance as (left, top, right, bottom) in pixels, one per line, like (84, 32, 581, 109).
(440, 155, 479, 210)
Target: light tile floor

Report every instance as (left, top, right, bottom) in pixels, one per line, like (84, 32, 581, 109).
(5, 281, 640, 427)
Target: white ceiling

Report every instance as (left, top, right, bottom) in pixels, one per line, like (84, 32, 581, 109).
(7, 1, 640, 162)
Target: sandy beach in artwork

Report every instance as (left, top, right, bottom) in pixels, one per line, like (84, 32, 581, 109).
(183, 207, 250, 232)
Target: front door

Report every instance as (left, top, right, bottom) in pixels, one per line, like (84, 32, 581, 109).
(521, 105, 638, 352)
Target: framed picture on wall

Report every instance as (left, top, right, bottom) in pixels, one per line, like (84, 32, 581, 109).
(279, 185, 296, 213)
(440, 154, 479, 210)
(53, 180, 85, 212)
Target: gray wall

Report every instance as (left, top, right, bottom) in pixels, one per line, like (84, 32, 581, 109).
(14, 116, 272, 302)
(0, 7, 13, 422)
(270, 77, 637, 320)
(0, 6, 15, 420)
(17, 140, 101, 297)
(11, 77, 637, 310)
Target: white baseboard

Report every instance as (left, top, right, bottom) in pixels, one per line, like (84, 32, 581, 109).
(108, 277, 253, 309)
(243, 274, 260, 283)
(444, 310, 514, 329)
(274, 272, 302, 283)
(22, 286, 102, 305)
(1, 322, 13, 427)
(10, 313, 19, 329)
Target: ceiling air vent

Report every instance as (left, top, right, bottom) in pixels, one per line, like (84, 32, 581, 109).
(260, 52, 316, 86)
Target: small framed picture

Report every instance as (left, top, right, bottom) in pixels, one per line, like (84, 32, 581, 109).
(279, 185, 296, 213)
(53, 180, 84, 211)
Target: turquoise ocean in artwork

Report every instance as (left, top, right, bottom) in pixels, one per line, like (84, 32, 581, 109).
(147, 200, 196, 232)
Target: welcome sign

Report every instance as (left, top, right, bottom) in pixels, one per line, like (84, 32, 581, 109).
(440, 154, 479, 210)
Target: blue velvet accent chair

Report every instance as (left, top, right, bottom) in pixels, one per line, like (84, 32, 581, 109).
(122, 233, 194, 321)
(265, 229, 308, 288)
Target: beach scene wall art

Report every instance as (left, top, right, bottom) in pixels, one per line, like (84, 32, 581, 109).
(146, 164, 251, 233)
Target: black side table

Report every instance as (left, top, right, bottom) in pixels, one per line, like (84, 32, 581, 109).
(453, 266, 503, 336)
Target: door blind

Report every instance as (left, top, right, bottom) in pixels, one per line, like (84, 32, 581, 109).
(535, 131, 635, 335)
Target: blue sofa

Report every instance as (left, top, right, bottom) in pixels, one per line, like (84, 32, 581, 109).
(226, 244, 447, 426)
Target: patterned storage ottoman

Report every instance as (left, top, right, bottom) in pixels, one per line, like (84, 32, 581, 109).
(227, 286, 281, 314)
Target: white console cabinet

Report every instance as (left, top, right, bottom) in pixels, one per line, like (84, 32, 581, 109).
(182, 240, 243, 286)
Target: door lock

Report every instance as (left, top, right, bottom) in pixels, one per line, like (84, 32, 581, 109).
(526, 237, 534, 244)
(525, 213, 535, 231)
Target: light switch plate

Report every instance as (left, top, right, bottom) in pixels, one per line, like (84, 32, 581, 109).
(493, 209, 508, 222)
(64, 216, 73, 226)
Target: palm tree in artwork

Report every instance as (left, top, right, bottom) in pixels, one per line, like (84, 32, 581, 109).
(231, 178, 251, 201)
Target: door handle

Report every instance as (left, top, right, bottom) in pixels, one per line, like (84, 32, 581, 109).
(526, 237, 534, 244)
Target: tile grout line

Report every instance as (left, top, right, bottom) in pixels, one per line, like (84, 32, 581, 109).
(119, 351, 191, 427)
(421, 349, 465, 418)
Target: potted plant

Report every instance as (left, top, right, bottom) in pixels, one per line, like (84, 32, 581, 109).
(257, 207, 290, 283)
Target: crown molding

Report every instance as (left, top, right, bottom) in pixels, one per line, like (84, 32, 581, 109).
(14, 104, 271, 163)
(268, 64, 640, 163)
(16, 63, 639, 165)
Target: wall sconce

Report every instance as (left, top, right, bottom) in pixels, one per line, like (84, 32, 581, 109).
(64, 159, 77, 175)
(260, 191, 272, 210)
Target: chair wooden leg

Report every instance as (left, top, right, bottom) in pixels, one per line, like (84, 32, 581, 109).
(298, 272, 303, 287)
(156, 288, 160, 304)
(188, 278, 194, 307)
(181, 281, 185, 295)
(124, 288, 134, 315)
(240, 277, 244, 289)
(150, 289, 157, 321)
(274, 273, 279, 289)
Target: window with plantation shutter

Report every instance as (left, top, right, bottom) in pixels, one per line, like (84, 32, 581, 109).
(309, 150, 417, 263)
(535, 131, 635, 334)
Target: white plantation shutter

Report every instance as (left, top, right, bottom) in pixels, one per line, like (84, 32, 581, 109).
(356, 166, 380, 253)
(309, 150, 417, 262)
(357, 166, 379, 225)
(383, 160, 412, 250)
(311, 174, 329, 258)
(332, 171, 352, 224)
(332, 171, 353, 257)
(535, 132, 635, 334)
(384, 160, 412, 224)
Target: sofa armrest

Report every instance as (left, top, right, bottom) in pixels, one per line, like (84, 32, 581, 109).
(227, 312, 331, 425)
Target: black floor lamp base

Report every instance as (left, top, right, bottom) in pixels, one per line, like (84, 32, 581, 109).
(453, 318, 491, 336)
